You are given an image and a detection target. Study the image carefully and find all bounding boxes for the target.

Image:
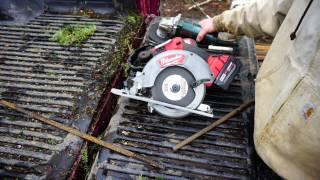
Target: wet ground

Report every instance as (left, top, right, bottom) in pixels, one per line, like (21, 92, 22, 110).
(160, 0, 229, 20)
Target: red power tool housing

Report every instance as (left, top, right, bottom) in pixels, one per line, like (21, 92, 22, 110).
(151, 37, 240, 89)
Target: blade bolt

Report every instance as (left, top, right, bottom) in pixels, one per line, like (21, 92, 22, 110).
(171, 84, 180, 93)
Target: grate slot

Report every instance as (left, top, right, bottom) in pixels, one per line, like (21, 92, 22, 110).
(0, 13, 124, 178)
(0, 127, 62, 141)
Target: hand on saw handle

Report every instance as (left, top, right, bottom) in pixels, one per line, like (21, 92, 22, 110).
(196, 18, 217, 42)
(181, 20, 236, 47)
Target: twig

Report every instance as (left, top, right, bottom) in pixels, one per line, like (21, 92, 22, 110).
(189, 0, 211, 18)
(0, 99, 165, 170)
(188, 0, 213, 10)
(173, 99, 255, 151)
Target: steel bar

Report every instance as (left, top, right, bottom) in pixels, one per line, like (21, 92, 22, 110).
(173, 99, 254, 151)
(0, 99, 165, 170)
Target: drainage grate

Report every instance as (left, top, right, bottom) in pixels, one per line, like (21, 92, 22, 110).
(89, 37, 258, 179)
(0, 13, 124, 179)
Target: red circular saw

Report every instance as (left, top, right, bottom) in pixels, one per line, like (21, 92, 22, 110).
(112, 37, 240, 118)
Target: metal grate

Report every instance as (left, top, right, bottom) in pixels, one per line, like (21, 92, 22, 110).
(0, 13, 123, 179)
(89, 38, 258, 179)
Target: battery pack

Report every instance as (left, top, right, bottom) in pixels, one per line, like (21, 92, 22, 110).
(207, 55, 241, 89)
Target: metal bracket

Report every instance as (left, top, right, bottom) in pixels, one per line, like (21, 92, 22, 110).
(111, 88, 214, 118)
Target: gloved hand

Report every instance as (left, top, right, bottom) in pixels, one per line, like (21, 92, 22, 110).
(196, 18, 216, 42)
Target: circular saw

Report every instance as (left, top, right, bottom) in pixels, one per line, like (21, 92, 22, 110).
(112, 37, 241, 118)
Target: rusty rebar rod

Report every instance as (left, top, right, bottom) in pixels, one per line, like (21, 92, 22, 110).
(173, 99, 255, 151)
(0, 99, 164, 170)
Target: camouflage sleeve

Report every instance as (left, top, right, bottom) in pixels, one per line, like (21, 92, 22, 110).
(213, 0, 293, 37)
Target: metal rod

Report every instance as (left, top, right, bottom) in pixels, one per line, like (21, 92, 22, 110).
(111, 88, 214, 118)
(0, 99, 165, 170)
(173, 99, 254, 151)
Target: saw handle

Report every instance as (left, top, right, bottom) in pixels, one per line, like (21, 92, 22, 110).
(177, 21, 237, 47)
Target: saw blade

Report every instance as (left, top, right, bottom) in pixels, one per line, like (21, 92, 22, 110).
(152, 67, 196, 107)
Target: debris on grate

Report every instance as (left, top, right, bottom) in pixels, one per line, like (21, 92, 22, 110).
(0, 13, 124, 179)
(50, 24, 97, 46)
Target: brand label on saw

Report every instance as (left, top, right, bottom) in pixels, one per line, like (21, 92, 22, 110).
(158, 54, 185, 68)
